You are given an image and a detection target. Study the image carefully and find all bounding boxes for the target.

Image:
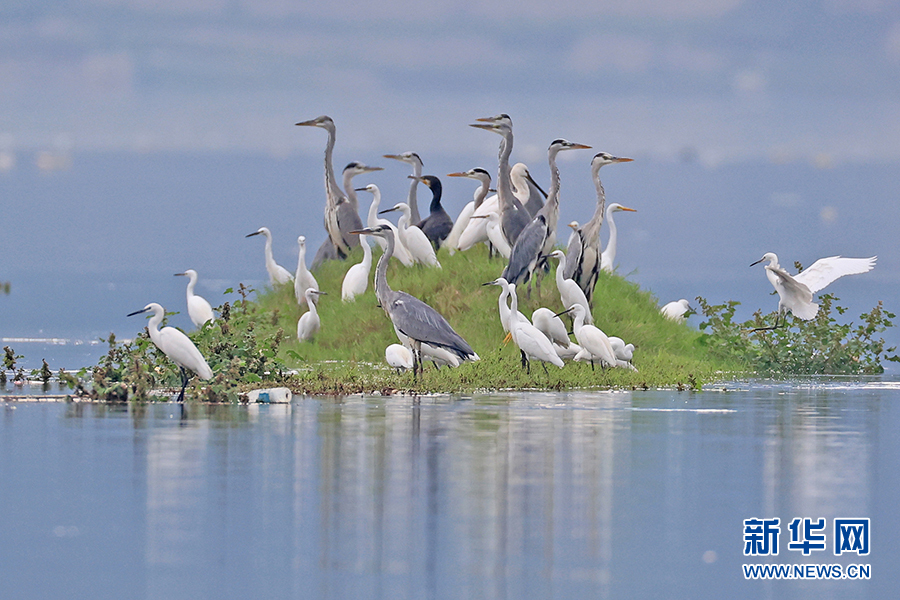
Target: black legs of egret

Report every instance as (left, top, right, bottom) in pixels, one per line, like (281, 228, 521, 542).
(750, 313, 783, 333)
(176, 367, 189, 403)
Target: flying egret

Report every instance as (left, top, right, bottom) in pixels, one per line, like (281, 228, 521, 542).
(383, 151, 424, 224)
(350, 225, 477, 376)
(385, 343, 414, 373)
(600, 203, 638, 273)
(549, 250, 593, 324)
(503, 138, 592, 286)
(297, 289, 326, 341)
(444, 167, 492, 254)
(174, 269, 215, 328)
(295, 115, 363, 268)
(470, 115, 531, 246)
(246, 227, 294, 286)
(341, 234, 372, 301)
(294, 235, 319, 305)
(510, 162, 546, 218)
(379, 202, 441, 268)
(751, 252, 876, 328)
(358, 183, 415, 267)
(127, 303, 213, 402)
(563, 152, 633, 303)
(506, 282, 565, 373)
(661, 299, 691, 322)
(410, 175, 453, 249)
(556, 304, 617, 370)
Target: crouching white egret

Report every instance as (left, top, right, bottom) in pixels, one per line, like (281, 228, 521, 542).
(127, 303, 213, 402)
(385, 344, 414, 373)
(661, 299, 691, 322)
(298, 289, 326, 341)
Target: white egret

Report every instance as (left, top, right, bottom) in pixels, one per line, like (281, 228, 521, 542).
(531, 307, 572, 348)
(383, 151, 424, 225)
(359, 183, 415, 267)
(294, 235, 319, 305)
(127, 303, 213, 402)
(600, 203, 638, 273)
(503, 139, 592, 286)
(297, 289, 326, 341)
(471, 213, 512, 259)
(444, 167, 492, 255)
(481, 277, 528, 339)
(510, 162, 546, 218)
(549, 250, 593, 324)
(350, 225, 477, 376)
(751, 252, 876, 328)
(506, 282, 565, 373)
(341, 234, 372, 301)
(379, 202, 441, 268)
(608, 336, 635, 362)
(557, 304, 617, 370)
(554, 341, 584, 361)
(174, 269, 215, 328)
(661, 299, 691, 322)
(246, 227, 293, 286)
(410, 175, 453, 249)
(385, 343, 414, 373)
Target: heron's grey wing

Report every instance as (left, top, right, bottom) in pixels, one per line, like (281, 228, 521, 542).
(502, 217, 547, 284)
(391, 292, 475, 359)
(310, 238, 338, 271)
(563, 230, 583, 281)
(794, 256, 877, 293)
(335, 199, 364, 254)
(501, 204, 532, 246)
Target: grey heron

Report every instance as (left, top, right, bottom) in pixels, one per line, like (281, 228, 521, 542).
(502, 138, 592, 286)
(127, 302, 213, 402)
(358, 184, 415, 267)
(410, 175, 453, 249)
(342, 161, 384, 215)
(444, 167, 492, 254)
(350, 224, 477, 376)
(750, 253, 876, 330)
(295, 115, 364, 269)
(174, 269, 215, 328)
(383, 151, 424, 224)
(294, 235, 319, 306)
(246, 227, 293, 286)
(600, 203, 638, 273)
(563, 152, 633, 304)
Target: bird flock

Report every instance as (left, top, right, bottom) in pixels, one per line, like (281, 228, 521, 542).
(129, 113, 877, 398)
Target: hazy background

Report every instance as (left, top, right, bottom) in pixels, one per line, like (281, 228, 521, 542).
(1, 0, 899, 368)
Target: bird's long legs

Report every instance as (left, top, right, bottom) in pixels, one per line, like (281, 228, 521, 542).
(751, 313, 782, 333)
(176, 367, 188, 402)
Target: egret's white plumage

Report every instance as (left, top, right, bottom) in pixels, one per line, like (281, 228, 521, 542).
(360, 184, 415, 267)
(531, 307, 571, 348)
(246, 227, 293, 286)
(294, 236, 319, 305)
(608, 336, 635, 362)
(297, 289, 325, 341)
(661, 299, 691, 322)
(562, 304, 617, 369)
(600, 203, 637, 273)
(473, 212, 512, 258)
(385, 343, 414, 373)
(505, 282, 565, 372)
(445, 168, 492, 254)
(127, 302, 213, 401)
(174, 269, 215, 328)
(341, 234, 372, 301)
(549, 250, 593, 324)
(379, 202, 441, 268)
(751, 252, 876, 322)
(482, 276, 528, 335)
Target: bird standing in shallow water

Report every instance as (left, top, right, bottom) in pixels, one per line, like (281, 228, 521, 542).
(174, 269, 215, 328)
(128, 303, 213, 402)
(751, 252, 876, 330)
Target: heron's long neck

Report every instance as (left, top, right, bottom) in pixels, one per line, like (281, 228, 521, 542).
(544, 148, 563, 231)
(374, 233, 394, 308)
(498, 287, 511, 331)
(264, 235, 276, 271)
(306, 293, 318, 317)
(583, 166, 606, 240)
(323, 126, 343, 206)
(342, 171, 359, 211)
(147, 311, 164, 347)
(185, 274, 197, 297)
(408, 162, 422, 224)
(572, 310, 585, 334)
(360, 235, 372, 267)
(555, 255, 567, 288)
(496, 131, 518, 213)
(474, 179, 490, 209)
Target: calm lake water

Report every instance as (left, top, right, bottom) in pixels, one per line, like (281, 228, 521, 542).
(1, 380, 897, 600)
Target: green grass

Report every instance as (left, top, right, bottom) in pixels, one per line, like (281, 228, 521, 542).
(248, 243, 731, 393)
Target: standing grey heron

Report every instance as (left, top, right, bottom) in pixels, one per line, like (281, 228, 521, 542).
(342, 161, 384, 217)
(383, 151, 424, 224)
(470, 115, 532, 247)
(410, 175, 453, 250)
(600, 203, 638, 273)
(510, 162, 547, 218)
(350, 224, 477, 376)
(444, 167, 492, 254)
(295, 115, 364, 269)
(502, 138, 592, 286)
(750, 252, 876, 330)
(563, 152, 633, 305)
(127, 303, 214, 402)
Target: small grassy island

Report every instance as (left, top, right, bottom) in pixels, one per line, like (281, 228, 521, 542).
(9, 245, 895, 401)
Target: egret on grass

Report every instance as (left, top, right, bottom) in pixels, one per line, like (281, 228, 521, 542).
(341, 234, 372, 301)
(661, 299, 691, 322)
(297, 289, 326, 341)
(174, 269, 215, 328)
(385, 344, 414, 373)
(444, 167, 492, 254)
(549, 250, 593, 324)
(556, 304, 617, 371)
(505, 282, 565, 373)
(294, 235, 319, 305)
(127, 303, 213, 402)
(750, 252, 876, 330)
(481, 276, 528, 341)
(510, 162, 546, 218)
(600, 203, 638, 273)
(246, 227, 293, 286)
(350, 224, 477, 376)
(359, 183, 415, 267)
(379, 202, 441, 268)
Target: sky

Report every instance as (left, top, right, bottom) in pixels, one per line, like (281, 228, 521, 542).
(2, 0, 900, 163)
